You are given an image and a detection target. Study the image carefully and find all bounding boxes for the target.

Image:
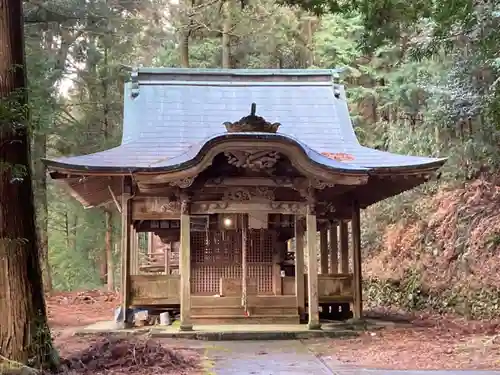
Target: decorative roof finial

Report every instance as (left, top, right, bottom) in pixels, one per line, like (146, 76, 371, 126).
(223, 102, 281, 133)
(130, 67, 140, 99)
(250, 102, 256, 116)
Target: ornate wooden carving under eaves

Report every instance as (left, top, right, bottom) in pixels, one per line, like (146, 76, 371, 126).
(223, 187, 275, 201)
(269, 202, 301, 213)
(307, 202, 316, 215)
(291, 177, 335, 191)
(168, 177, 195, 189)
(311, 179, 336, 190)
(271, 176, 293, 186)
(160, 198, 181, 213)
(196, 201, 229, 211)
(224, 103, 281, 133)
(225, 150, 281, 171)
(321, 202, 336, 213)
(180, 193, 191, 215)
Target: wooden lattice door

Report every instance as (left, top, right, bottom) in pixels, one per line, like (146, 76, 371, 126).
(190, 229, 277, 296)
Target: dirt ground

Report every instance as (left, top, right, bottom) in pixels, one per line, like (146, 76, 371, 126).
(47, 290, 500, 371)
(309, 309, 500, 370)
(46, 290, 203, 375)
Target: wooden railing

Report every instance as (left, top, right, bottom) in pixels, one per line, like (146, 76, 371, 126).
(130, 274, 180, 306)
(302, 273, 354, 302)
(139, 251, 179, 274)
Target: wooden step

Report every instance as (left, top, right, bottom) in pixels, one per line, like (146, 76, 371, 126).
(191, 306, 245, 316)
(251, 307, 298, 315)
(248, 295, 297, 307)
(191, 296, 241, 307)
(191, 314, 300, 325)
(191, 306, 298, 316)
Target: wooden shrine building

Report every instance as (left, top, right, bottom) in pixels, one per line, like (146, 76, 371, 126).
(43, 68, 446, 330)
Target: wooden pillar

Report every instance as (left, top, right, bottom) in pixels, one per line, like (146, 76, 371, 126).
(241, 214, 248, 312)
(329, 222, 338, 273)
(130, 227, 138, 275)
(119, 180, 132, 328)
(320, 227, 328, 274)
(294, 216, 305, 320)
(351, 201, 363, 319)
(306, 205, 320, 330)
(339, 221, 349, 273)
(147, 232, 154, 253)
(179, 195, 192, 331)
(164, 241, 171, 275)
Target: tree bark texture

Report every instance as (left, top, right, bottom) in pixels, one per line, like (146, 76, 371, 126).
(221, 0, 232, 68)
(0, 0, 56, 368)
(178, 0, 192, 68)
(179, 30, 190, 68)
(33, 130, 52, 292)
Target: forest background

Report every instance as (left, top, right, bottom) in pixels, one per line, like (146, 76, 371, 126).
(26, 0, 500, 319)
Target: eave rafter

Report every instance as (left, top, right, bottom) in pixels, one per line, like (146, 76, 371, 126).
(50, 173, 124, 209)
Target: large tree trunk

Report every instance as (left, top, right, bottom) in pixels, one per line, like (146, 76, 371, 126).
(0, 0, 57, 368)
(179, 30, 190, 68)
(100, 44, 113, 287)
(31, 26, 73, 294)
(178, 0, 193, 68)
(221, 0, 232, 68)
(33, 131, 52, 292)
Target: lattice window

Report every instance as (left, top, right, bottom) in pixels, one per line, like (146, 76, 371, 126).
(248, 264, 273, 294)
(191, 230, 242, 264)
(247, 229, 275, 263)
(190, 229, 277, 295)
(191, 265, 241, 294)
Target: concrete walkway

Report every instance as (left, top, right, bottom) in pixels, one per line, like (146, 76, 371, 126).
(205, 340, 500, 375)
(207, 340, 334, 374)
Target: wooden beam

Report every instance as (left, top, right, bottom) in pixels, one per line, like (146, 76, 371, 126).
(294, 216, 305, 321)
(320, 228, 328, 274)
(132, 197, 308, 220)
(204, 177, 295, 187)
(119, 181, 132, 328)
(108, 185, 122, 213)
(147, 232, 154, 253)
(351, 201, 362, 319)
(328, 223, 339, 273)
(192, 201, 307, 215)
(130, 226, 138, 275)
(132, 197, 181, 220)
(339, 221, 349, 273)
(306, 205, 321, 330)
(164, 241, 171, 275)
(179, 196, 192, 331)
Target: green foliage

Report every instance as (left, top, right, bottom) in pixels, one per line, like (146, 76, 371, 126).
(364, 275, 500, 319)
(20, 0, 500, 323)
(22, 0, 168, 291)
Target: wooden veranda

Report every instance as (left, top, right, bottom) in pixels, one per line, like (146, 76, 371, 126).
(124, 190, 363, 330)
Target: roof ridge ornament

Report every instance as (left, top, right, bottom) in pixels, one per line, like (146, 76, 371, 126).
(224, 102, 281, 133)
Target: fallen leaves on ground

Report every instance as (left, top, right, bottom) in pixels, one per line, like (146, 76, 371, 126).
(47, 290, 117, 328)
(47, 336, 201, 375)
(308, 310, 500, 370)
(364, 179, 500, 294)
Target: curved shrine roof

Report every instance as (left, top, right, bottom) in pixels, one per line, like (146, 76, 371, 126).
(44, 68, 446, 175)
